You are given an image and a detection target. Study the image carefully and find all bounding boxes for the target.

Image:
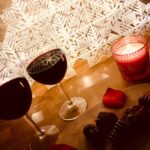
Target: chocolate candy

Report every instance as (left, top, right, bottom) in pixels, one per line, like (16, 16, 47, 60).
(138, 92, 150, 108)
(83, 124, 100, 144)
(121, 105, 150, 131)
(109, 120, 130, 149)
(83, 124, 106, 148)
(84, 104, 150, 149)
(123, 105, 142, 116)
(122, 105, 144, 125)
(96, 112, 118, 135)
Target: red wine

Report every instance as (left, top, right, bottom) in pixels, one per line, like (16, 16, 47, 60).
(26, 49, 67, 85)
(0, 77, 32, 120)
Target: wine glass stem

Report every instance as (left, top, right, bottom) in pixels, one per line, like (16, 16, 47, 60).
(24, 114, 45, 137)
(58, 83, 73, 105)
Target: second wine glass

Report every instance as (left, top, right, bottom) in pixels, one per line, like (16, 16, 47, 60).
(26, 48, 87, 121)
(0, 76, 58, 150)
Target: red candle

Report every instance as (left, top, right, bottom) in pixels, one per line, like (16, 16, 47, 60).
(112, 36, 150, 81)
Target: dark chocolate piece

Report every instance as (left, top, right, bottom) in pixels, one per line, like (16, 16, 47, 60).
(96, 112, 118, 135)
(83, 123, 107, 149)
(109, 120, 130, 149)
(83, 124, 100, 144)
(138, 92, 150, 108)
(122, 105, 146, 128)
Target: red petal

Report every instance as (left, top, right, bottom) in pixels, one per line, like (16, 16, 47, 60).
(103, 88, 127, 109)
(49, 144, 77, 150)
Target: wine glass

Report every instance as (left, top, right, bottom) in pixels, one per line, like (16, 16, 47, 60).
(25, 48, 87, 121)
(0, 76, 59, 150)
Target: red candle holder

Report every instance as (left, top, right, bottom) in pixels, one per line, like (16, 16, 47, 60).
(111, 36, 150, 82)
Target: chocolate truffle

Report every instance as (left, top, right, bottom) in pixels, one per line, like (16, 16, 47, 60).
(109, 120, 130, 149)
(138, 92, 150, 108)
(96, 112, 118, 135)
(122, 105, 145, 126)
(83, 124, 100, 144)
(83, 124, 106, 148)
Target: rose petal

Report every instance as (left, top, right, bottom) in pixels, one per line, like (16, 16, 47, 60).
(103, 88, 127, 109)
(49, 144, 77, 150)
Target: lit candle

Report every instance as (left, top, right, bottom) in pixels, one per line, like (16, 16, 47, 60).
(116, 43, 144, 55)
(112, 36, 150, 82)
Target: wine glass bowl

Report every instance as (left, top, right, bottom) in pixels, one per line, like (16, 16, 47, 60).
(26, 49, 67, 85)
(0, 77, 32, 120)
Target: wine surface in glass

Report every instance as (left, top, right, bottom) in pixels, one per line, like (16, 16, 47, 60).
(26, 49, 67, 85)
(0, 77, 32, 120)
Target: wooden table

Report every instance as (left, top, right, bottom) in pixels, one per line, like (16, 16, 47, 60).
(1, 56, 150, 150)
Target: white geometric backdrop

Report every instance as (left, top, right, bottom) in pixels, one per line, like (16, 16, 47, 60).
(0, 0, 150, 85)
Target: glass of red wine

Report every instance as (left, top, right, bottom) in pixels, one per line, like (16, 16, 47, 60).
(0, 77, 32, 120)
(0, 75, 58, 150)
(26, 48, 87, 121)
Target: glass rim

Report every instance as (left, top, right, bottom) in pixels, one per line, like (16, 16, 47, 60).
(111, 35, 148, 57)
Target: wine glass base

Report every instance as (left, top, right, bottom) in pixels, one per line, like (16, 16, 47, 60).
(29, 125, 59, 150)
(59, 97, 87, 121)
